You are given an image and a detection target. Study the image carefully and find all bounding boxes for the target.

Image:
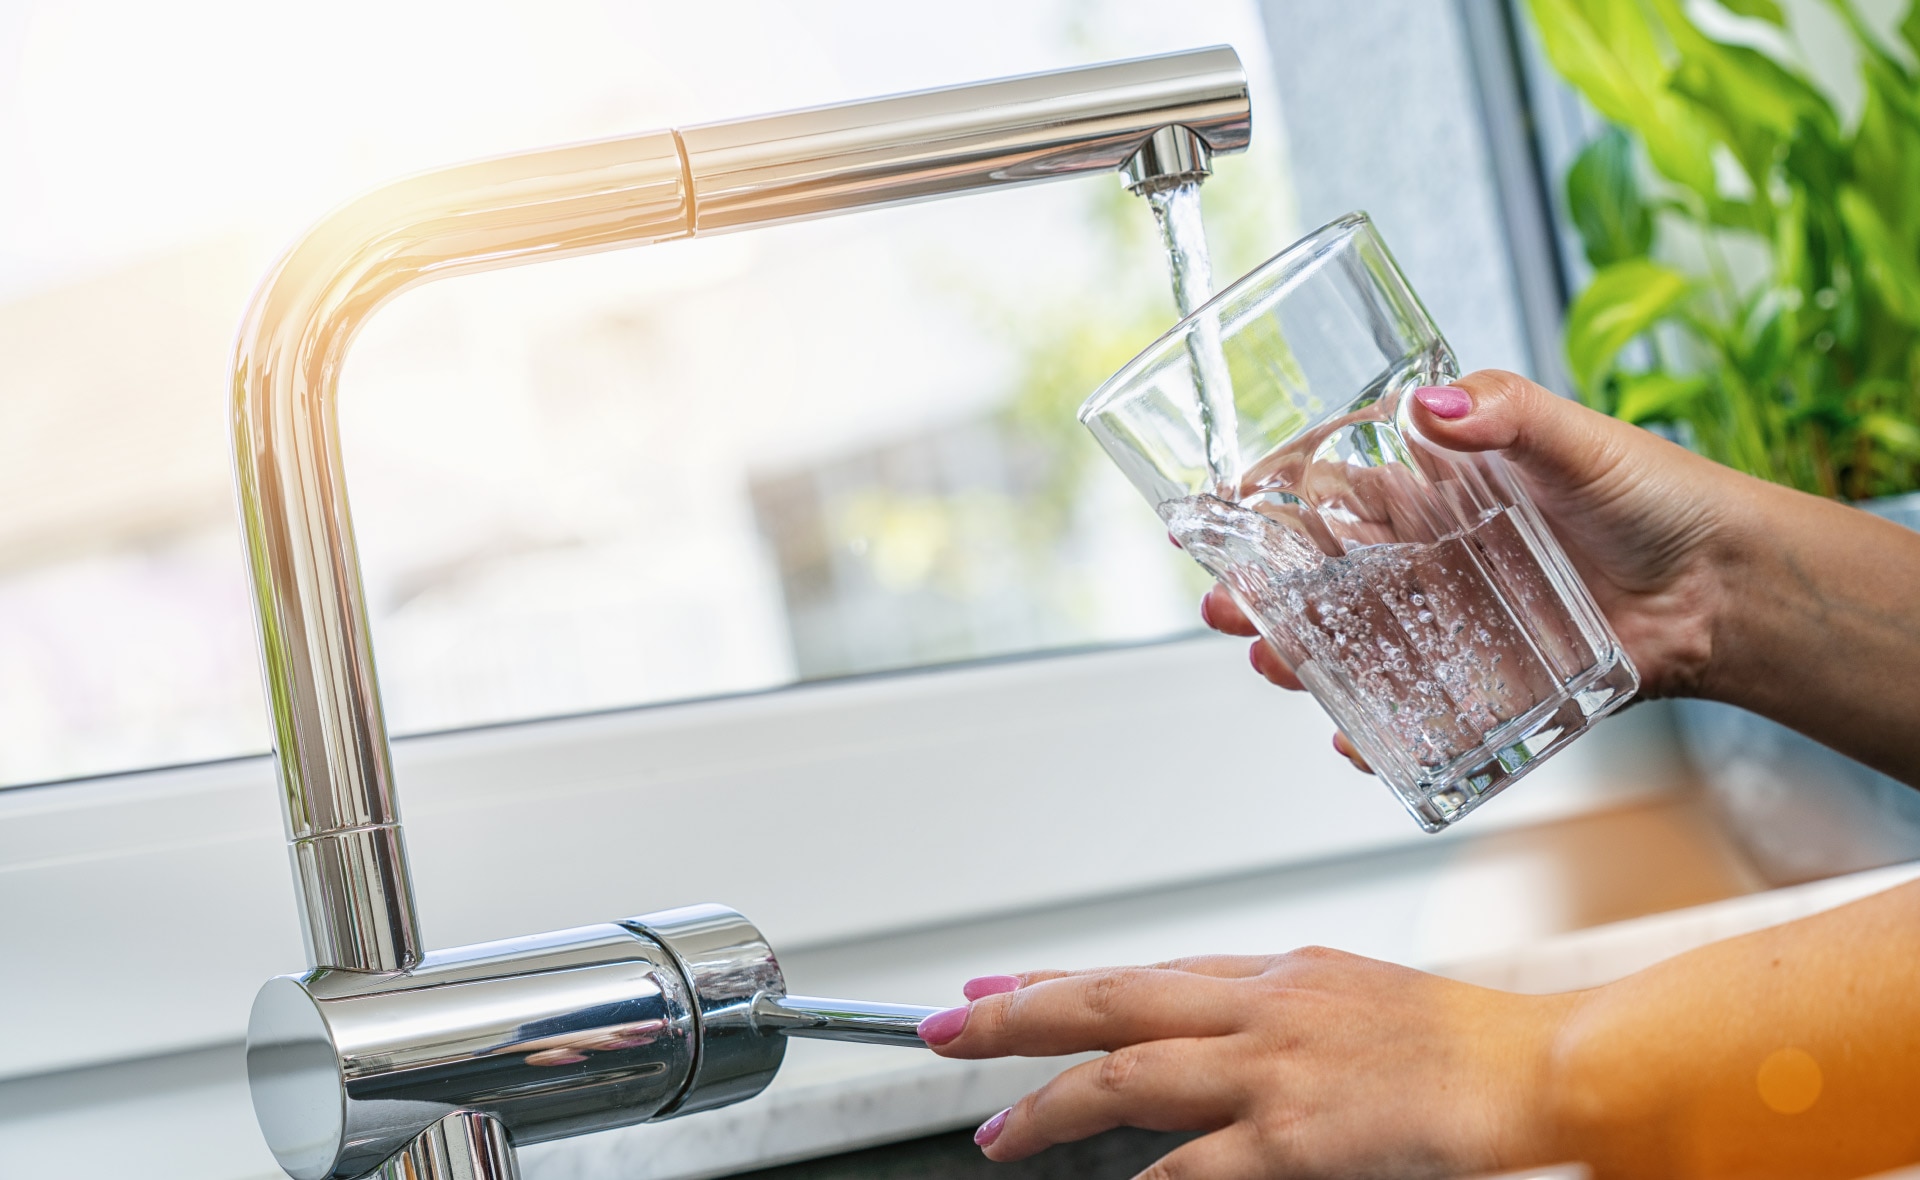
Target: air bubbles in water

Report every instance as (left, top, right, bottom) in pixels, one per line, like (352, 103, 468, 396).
(1159, 493, 1569, 776)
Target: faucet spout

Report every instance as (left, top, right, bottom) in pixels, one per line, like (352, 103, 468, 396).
(677, 45, 1248, 231)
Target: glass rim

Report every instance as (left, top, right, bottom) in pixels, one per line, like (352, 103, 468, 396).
(1076, 209, 1374, 424)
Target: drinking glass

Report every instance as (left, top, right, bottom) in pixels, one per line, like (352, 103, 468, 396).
(1080, 213, 1638, 830)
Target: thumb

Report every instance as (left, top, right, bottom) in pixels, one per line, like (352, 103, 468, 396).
(1407, 368, 1628, 492)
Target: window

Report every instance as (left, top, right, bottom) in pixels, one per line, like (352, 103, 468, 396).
(0, 0, 1296, 784)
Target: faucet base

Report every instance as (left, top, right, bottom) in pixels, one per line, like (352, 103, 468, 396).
(248, 905, 935, 1180)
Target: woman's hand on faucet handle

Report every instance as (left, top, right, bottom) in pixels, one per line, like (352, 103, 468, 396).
(919, 950, 1574, 1177)
(924, 886, 1920, 1178)
(1201, 369, 1744, 718)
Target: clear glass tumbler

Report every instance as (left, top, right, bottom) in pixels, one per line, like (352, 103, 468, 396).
(1080, 213, 1638, 830)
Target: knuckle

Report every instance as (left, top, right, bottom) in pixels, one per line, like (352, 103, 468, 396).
(1249, 1107, 1310, 1158)
(1094, 1046, 1145, 1094)
(1258, 946, 1354, 1005)
(1082, 970, 1136, 1018)
(973, 994, 1020, 1041)
(1012, 1086, 1058, 1138)
(1011, 1089, 1040, 1124)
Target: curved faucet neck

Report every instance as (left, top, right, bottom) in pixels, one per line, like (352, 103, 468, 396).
(232, 134, 693, 971)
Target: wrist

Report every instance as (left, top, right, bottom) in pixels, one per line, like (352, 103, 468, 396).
(1620, 452, 1781, 709)
(1665, 462, 1777, 707)
(1687, 471, 1827, 712)
(1470, 989, 1591, 1171)
(1536, 982, 1676, 1178)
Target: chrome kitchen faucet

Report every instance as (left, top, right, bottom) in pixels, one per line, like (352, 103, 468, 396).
(233, 47, 1250, 1180)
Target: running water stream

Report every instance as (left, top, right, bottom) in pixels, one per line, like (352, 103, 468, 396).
(1146, 182, 1238, 495)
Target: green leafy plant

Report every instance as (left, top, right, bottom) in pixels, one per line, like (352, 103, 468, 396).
(1528, 0, 1920, 499)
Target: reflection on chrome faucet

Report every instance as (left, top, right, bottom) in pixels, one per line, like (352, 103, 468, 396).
(518, 1018, 672, 1068)
(232, 47, 1251, 1180)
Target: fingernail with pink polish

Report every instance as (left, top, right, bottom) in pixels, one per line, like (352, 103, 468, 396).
(917, 1005, 969, 1046)
(963, 975, 1021, 1000)
(1199, 594, 1216, 628)
(1413, 385, 1472, 419)
(974, 1108, 1010, 1148)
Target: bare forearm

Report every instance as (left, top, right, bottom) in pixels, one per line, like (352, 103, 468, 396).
(1703, 478, 1920, 786)
(1546, 879, 1920, 1177)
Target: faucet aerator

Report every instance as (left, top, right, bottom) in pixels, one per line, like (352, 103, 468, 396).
(1122, 124, 1217, 195)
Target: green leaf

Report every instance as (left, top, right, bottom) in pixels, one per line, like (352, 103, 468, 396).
(1566, 126, 1654, 267)
(1721, 0, 1785, 23)
(1784, 115, 1846, 200)
(1703, 196, 1772, 235)
(1904, 1, 1920, 60)
(1615, 372, 1711, 422)
(1523, 0, 1720, 197)
(1772, 188, 1809, 294)
(1735, 287, 1798, 379)
(1650, 0, 1836, 187)
(1862, 411, 1920, 457)
(1671, 46, 1835, 173)
(1581, 0, 1673, 80)
(1565, 259, 1695, 399)
(1837, 186, 1920, 328)
(1848, 56, 1920, 249)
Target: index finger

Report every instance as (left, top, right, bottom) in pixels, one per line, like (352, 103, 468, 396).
(925, 968, 1241, 1060)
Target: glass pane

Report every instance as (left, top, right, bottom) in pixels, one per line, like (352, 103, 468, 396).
(0, 0, 1296, 784)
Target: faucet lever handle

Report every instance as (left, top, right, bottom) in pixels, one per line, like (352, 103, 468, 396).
(751, 993, 940, 1047)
